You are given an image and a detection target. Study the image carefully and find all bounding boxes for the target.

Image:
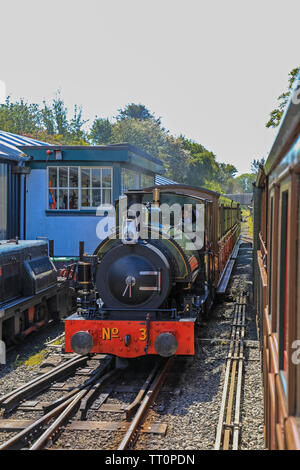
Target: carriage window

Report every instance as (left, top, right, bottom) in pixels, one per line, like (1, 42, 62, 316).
(279, 190, 289, 371)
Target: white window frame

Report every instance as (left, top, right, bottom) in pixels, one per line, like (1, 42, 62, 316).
(79, 166, 113, 210)
(47, 166, 113, 211)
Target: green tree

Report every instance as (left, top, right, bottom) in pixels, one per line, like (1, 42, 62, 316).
(217, 163, 238, 190)
(52, 91, 68, 136)
(90, 118, 112, 144)
(181, 137, 219, 187)
(184, 149, 219, 188)
(110, 118, 165, 157)
(235, 173, 256, 192)
(0, 97, 41, 135)
(69, 104, 88, 141)
(251, 157, 265, 173)
(116, 103, 159, 122)
(159, 136, 189, 183)
(40, 100, 55, 135)
(266, 67, 299, 128)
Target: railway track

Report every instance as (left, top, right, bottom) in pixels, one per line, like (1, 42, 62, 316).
(0, 351, 173, 450)
(214, 293, 246, 450)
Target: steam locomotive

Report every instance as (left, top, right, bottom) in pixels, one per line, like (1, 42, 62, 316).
(65, 185, 241, 358)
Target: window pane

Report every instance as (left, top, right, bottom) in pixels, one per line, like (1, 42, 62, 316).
(92, 189, 101, 207)
(49, 167, 57, 188)
(81, 168, 90, 188)
(92, 169, 101, 188)
(279, 191, 288, 371)
(69, 189, 78, 209)
(102, 168, 112, 187)
(58, 189, 68, 209)
(102, 189, 111, 204)
(70, 167, 78, 187)
(121, 168, 140, 193)
(81, 189, 90, 207)
(59, 167, 68, 187)
(48, 189, 57, 209)
(141, 174, 154, 188)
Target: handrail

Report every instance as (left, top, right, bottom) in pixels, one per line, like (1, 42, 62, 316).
(257, 250, 268, 287)
(275, 374, 288, 421)
(259, 231, 268, 269)
(218, 223, 240, 244)
(268, 334, 279, 375)
(259, 231, 267, 257)
(264, 306, 272, 337)
(268, 372, 276, 449)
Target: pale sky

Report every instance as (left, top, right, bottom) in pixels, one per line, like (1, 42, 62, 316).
(1, 0, 299, 174)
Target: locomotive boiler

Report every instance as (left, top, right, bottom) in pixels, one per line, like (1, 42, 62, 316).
(65, 185, 241, 358)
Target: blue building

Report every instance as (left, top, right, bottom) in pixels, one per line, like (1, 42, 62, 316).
(0, 131, 48, 240)
(20, 143, 166, 256)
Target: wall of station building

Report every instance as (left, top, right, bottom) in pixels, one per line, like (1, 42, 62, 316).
(26, 167, 115, 256)
(25, 164, 155, 257)
(0, 162, 22, 241)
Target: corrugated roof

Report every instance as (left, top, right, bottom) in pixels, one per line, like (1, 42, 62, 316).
(0, 131, 48, 162)
(155, 174, 178, 185)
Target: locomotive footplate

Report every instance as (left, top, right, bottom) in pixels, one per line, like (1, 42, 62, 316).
(65, 314, 195, 358)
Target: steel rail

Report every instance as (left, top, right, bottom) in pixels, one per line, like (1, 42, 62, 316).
(232, 301, 245, 449)
(0, 394, 76, 450)
(0, 354, 88, 412)
(118, 357, 173, 450)
(214, 293, 246, 450)
(223, 297, 242, 449)
(125, 362, 159, 420)
(42, 357, 112, 413)
(0, 354, 84, 405)
(214, 301, 239, 449)
(30, 368, 119, 450)
(44, 333, 65, 346)
(79, 368, 120, 420)
(0, 361, 115, 450)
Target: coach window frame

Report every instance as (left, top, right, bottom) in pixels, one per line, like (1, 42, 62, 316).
(287, 170, 299, 416)
(276, 180, 290, 376)
(269, 185, 280, 333)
